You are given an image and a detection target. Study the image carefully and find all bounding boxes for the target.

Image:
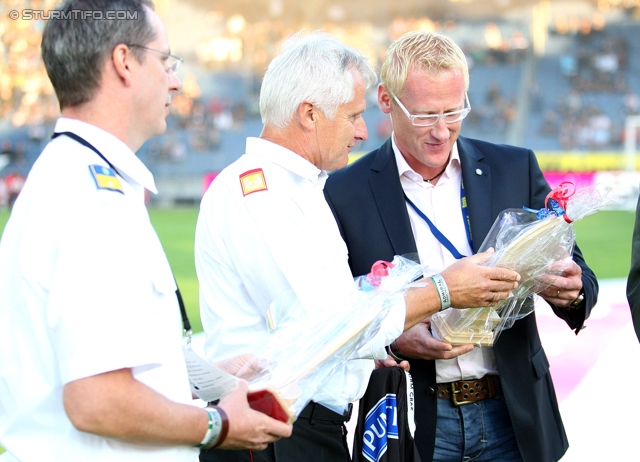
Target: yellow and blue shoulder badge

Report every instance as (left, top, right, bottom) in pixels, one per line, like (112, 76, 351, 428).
(89, 164, 123, 194)
(239, 168, 268, 196)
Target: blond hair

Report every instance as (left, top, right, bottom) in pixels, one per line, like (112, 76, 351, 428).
(380, 30, 469, 96)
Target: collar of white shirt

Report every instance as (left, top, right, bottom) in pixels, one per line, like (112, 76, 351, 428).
(53, 117, 157, 194)
(245, 137, 328, 189)
(391, 132, 462, 184)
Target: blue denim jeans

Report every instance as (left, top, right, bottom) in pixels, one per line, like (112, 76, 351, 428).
(433, 395, 523, 462)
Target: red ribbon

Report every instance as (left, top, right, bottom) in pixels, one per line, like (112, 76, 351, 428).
(366, 260, 394, 287)
(544, 182, 575, 223)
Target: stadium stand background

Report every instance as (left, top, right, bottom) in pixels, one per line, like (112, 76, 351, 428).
(1, 0, 639, 206)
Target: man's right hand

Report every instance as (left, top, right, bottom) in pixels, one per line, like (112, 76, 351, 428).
(394, 320, 474, 360)
(215, 381, 292, 451)
(442, 248, 520, 309)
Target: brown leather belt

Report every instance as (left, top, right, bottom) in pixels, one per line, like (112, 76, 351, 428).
(437, 376, 501, 407)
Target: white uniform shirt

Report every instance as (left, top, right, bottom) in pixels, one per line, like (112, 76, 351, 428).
(392, 134, 498, 382)
(195, 137, 405, 411)
(0, 118, 197, 462)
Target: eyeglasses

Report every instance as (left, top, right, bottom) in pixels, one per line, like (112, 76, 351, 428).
(128, 44, 183, 75)
(390, 91, 471, 127)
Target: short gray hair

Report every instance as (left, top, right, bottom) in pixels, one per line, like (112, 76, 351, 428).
(259, 31, 377, 128)
(41, 0, 156, 109)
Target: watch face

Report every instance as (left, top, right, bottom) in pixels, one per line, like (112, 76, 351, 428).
(571, 292, 585, 306)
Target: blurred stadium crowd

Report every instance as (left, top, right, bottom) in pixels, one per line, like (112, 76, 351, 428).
(1, 0, 640, 207)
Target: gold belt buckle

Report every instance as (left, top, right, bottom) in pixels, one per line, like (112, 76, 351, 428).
(450, 381, 476, 407)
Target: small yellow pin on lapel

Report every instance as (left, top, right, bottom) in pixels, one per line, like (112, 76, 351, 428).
(239, 168, 268, 196)
(89, 164, 123, 194)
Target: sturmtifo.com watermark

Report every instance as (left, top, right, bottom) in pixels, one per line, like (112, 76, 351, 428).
(9, 9, 139, 20)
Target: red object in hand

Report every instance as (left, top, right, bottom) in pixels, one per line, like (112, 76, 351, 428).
(247, 389, 291, 423)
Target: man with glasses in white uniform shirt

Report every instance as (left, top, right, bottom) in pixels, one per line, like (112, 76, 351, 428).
(0, 1, 291, 460)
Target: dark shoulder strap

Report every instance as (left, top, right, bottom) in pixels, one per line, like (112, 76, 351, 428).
(52, 131, 120, 175)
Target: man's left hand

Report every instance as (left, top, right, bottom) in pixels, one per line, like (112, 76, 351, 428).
(539, 259, 583, 308)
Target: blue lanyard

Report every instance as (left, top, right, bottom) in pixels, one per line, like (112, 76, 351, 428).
(404, 181, 473, 260)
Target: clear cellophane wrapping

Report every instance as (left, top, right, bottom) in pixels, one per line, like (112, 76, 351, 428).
(237, 255, 427, 422)
(431, 183, 607, 347)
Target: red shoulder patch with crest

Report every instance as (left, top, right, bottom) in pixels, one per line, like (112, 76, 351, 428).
(239, 168, 268, 196)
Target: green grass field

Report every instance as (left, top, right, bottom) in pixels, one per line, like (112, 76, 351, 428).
(148, 208, 203, 333)
(0, 207, 635, 338)
(571, 209, 635, 281)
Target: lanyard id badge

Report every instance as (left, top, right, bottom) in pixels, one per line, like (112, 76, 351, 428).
(175, 286, 239, 402)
